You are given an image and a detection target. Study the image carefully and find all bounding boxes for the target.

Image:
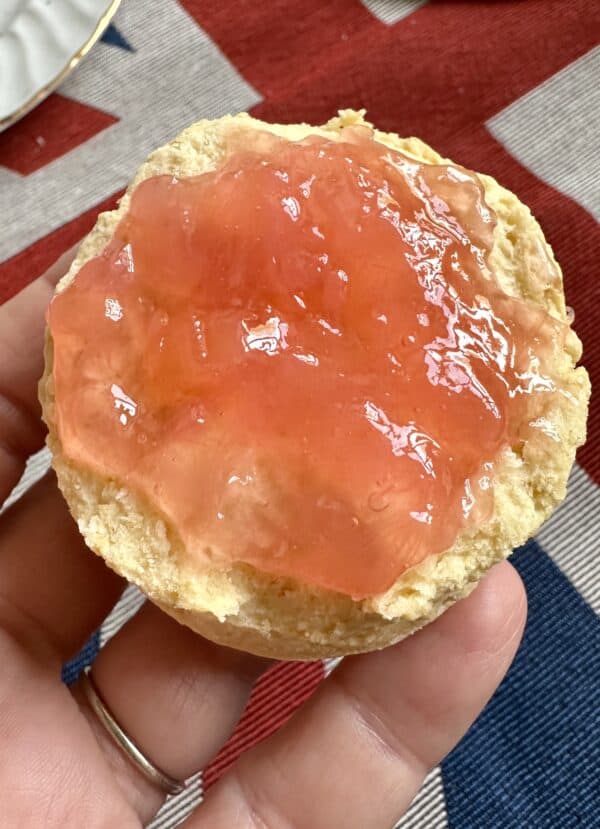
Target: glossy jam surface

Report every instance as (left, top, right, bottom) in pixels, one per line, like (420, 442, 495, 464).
(49, 128, 565, 598)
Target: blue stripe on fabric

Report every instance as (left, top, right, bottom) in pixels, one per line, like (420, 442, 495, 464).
(61, 630, 101, 685)
(100, 23, 134, 52)
(442, 539, 600, 828)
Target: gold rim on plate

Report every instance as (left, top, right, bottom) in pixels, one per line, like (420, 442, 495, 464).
(0, 0, 123, 133)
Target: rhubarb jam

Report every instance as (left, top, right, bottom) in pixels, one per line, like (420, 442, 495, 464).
(48, 128, 566, 599)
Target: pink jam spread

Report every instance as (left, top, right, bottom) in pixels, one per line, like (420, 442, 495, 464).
(48, 127, 565, 598)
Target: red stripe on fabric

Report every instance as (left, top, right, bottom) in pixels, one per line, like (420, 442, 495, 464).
(0, 191, 122, 304)
(203, 668, 324, 790)
(180, 0, 380, 99)
(241, 660, 310, 706)
(203, 660, 325, 790)
(0, 94, 118, 176)
(441, 125, 600, 482)
(245, 0, 597, 145)
(206, 674, 320, 766)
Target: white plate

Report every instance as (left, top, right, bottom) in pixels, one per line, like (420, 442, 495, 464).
(0, 0, 121, 131)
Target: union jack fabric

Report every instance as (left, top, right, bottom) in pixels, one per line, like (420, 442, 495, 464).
(1, 2, 598, 827)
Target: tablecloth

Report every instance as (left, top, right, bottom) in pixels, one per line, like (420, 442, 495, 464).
(1, 1, 598, 827)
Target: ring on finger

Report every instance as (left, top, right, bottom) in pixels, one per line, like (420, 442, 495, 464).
(80, 667, 185, 796)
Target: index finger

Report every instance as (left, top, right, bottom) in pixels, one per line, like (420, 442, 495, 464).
(0, 246, 75, 500)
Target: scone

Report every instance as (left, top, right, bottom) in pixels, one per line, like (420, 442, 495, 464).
(40, 110, 589, 660)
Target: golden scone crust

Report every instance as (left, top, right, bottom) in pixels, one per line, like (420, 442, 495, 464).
(40, 110, 589, 659)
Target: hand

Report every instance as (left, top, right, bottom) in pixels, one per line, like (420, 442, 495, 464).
(0, 252, 527, 828)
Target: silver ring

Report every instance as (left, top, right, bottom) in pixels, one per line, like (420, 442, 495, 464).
(81, 667, 185, 796)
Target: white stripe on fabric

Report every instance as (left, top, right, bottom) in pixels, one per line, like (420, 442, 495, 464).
(536, 463, 600, 614)
(99, 584, 146, 646)
(323, 656, 343, 676)
(396, 766, 448, 828)
(1, 446, 51, 512)
(148, 772, 203, 829)
(362, 0, 427, 25)
(488, 46, 600, 221)
(0, 0, 261, 261)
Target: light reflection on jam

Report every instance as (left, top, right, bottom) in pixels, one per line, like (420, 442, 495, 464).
(48, 127, 567, 598)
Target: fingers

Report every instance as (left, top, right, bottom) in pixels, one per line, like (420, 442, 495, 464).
(0, 606, 140, 828)
(0, 244, 122, 666)
(73, 602, 270, 824)
(0, 474, 123, 663)
(185, 562, 526, 829)
(0, 247, 74, 500)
